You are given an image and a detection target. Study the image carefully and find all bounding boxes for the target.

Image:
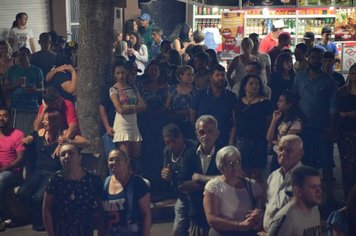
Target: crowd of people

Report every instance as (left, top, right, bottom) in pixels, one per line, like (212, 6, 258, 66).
(0, 11, 356, 236)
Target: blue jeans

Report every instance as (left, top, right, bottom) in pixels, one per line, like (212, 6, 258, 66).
(101, 133, 116, 158)
(173, 197, 190, 236)
(17, 169, 54, 226)
(0, 171, 21, 218)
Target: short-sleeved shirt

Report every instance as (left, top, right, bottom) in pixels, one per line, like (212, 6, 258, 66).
(0, 129, 25, 169)
(268, 46, 282, 68)
(48, 71, 75, 103)
(267, 201, 321, 236)
(45, 171, 103, 236)
(5, 64, 44, 111)
(37, 98, 79, 128)
(170, 85, 199, 122)
(259, 33, 278, 54)
(30, 50, 57, 78)
(191, 87, 236, 145)
(151, 40, 162, 59)
(204, 176, 261, 221)
(292, 70, 336, 128)
(327, 210, 349, 236)
(331, 72, 345, 88)
(316, 42, 338, 55)
(99, 83, 116, 135)
(256, 52, 271, 85)
(101, 175, 149, 231)
(9, 27, 34, 53)
(336, 91, 356, 132)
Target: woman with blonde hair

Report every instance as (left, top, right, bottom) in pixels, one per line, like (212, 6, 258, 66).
(227, 37, 259, 88)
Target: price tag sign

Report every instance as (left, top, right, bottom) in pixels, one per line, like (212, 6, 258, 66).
(342, 43, 356, 71)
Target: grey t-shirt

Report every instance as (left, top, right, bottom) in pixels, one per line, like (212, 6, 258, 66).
(267, 201, 321, 236)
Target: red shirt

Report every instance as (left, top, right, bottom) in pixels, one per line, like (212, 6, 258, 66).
(259, 33, 278, 54)
(37, 98, 79, 127)
(0, 129, 25, 169)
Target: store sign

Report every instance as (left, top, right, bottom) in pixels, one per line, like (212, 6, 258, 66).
(299, 0, 352, 6)
(221, 11, 244, 59)
(342, 43, 356, 71)
(335, 8, 356, 41)
(243, 0, 296, 6)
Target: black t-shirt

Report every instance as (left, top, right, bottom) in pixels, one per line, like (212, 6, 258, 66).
(336, 92, 356, 131)
(332, 72, 346, 89)
(269, 72, 294, 107)
(31, 50, 57, 78)
(99, 83, 116, 135)
(33, 131, 62, 171)
(236, 98, 273, 140)
(49, 71, 76, 103)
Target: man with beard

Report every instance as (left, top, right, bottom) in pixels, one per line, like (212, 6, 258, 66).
(0, 106, 25, 231)
(190, 64, 236, 146)
(292, 47, 337, 206)
(267, 166, 322, 236)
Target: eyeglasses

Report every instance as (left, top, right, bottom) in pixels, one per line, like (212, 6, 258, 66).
(225, 160, 241, 167)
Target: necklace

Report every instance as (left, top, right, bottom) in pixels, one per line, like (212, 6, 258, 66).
(171, 145, 186, 163)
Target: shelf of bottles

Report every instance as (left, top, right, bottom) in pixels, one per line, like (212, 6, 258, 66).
(193, 5, 223, 31)
(243, 9, 336, 40)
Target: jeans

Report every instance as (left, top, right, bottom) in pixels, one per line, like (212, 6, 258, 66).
(173, 197, 190, 236)
(0, 171, 21, 218)
(101, 133, 116, 158)
(17, 169, 54, 226)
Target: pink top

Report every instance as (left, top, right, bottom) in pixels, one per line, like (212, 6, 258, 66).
(0, 129, 25, 168)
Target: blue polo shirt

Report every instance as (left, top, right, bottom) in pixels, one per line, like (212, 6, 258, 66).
(292, 69, 336, 129)
(191, 87, 236, 145)
(151, 39, 162, 59)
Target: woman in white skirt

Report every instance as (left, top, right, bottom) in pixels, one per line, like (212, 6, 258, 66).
(110, 61, 146, 162)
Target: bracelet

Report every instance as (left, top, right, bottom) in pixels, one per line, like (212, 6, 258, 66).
(69, 139, 73, 144)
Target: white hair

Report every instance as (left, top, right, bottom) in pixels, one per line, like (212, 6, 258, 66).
(279, 134, 303, 150)
(215, 146, 241, 172)
(195, 115, 218, 130)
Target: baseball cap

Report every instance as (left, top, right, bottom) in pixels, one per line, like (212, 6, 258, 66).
(138, 13, 151, 21)
(278, 32, 291, 41)
(321, 26, 332, 35)
(303, 32, 315, 40)
(273, 19, 285, 29)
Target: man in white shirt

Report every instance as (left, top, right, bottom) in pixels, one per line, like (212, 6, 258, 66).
(263, 135, 304, 232)
(267, 166, 322, 236)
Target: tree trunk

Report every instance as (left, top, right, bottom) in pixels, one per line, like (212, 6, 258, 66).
(77, 0, 114, 155)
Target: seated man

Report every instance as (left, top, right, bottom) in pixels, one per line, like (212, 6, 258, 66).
(160, 124, 196, 236)
(33, 87, 79, 139)
(267, 166, 322, 236)
(262, 134, 304, 233)
(0, 106, 25, 231)
(178, 115, 221, 236)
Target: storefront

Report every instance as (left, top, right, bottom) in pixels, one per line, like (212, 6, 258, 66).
(178, 0, 356, 73)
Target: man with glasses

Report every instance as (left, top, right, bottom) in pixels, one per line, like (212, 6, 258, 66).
(262, 134, 304, 233)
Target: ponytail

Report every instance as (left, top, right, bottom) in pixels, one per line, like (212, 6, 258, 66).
(11, 12, 28, 29)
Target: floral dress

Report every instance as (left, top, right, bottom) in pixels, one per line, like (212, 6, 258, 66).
(45, 171, 103, 236)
